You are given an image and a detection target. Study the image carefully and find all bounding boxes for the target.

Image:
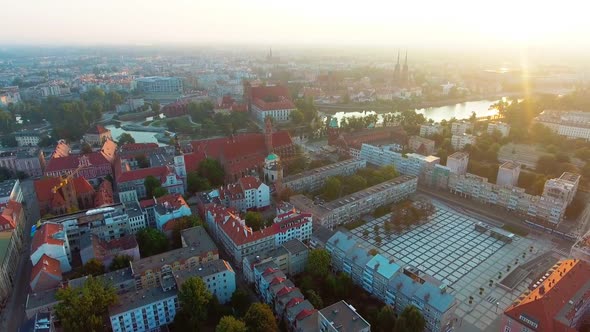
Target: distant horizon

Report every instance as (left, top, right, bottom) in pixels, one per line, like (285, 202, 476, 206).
(1, 0, 589, 58)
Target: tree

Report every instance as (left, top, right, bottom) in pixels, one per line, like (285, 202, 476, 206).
(230, 289, 251, 317)
(305, 289, 323, 308)
(243, 303, 278, 332)
(376, 306, 397, 332)
(135, 154, 150, 168)
(80, 142, 92, 153)
(290, 109, 305, 124)
(306, 249, 330, 278)
(323, 177, 342, 200)
(400, 305, 426, 332)
(54, 277, 117, 332)
(171, 215, 202, 248)
(187, 171, 211, 193)
(1, 135, 17, 147)
(153, 186, 168, 198)
(82, 258, 105, 277)
(216, 316, 247, 332)
(118, 132, 135, 145)
(198, 158, 225, 186)
(244, 211, 265, 231)
(152, 101, 161, 114)
(136, 228, 169, 257)
(178, 276, 213, 329)
(144, 175, 162, 198)
(109, 255, 133, 271)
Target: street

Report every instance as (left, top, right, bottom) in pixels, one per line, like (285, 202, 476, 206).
(2, 179, 40, 332)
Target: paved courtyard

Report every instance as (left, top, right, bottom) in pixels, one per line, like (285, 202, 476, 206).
(349, 200, 563, 331)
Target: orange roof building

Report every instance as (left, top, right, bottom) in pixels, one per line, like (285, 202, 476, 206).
(34, 176, 97, 216)
(30, 222, 71, 272)
(502, 259, 590, 332)
(30, 254, 62, 292)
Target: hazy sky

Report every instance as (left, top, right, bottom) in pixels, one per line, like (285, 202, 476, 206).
(1, 0, 588, 49)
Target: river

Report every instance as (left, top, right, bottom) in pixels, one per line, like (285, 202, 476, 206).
(330, 98, 506, 124)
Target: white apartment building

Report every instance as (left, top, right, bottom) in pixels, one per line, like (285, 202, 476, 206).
(451, 134, 476, 150)
(536, 110, 590, 140)
(496, 161, 521, 187)
(542, 172, 581, 205)
(290, 175, 418, 229)
(283, 159, 367, 193)
(359, 144, 439, 178)
(451, 121, 473, 135)
(487, 122, 511, 137)
(109, 288, 178, 332)
(14, 131, 41, 147)
(408, 135, 436, 155)
(213, 176, 270, 212)
(419, 124, 443, 137)
(252, 103, 295, 123)
(446, 151, 469, 175)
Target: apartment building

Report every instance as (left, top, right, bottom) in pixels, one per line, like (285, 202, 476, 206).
(542, 172, 580, 205)
(501, 259, 590, 332)
(535, 110, 590, 140)
(451, 134, 476, 150)
(208, 176, 270, 212)
(451, 121, 473, 135)
(446, 151, 469, 175)
(487, 122, 510, 137)
(0, 230, 23, 305)
(15, 130, 41, 147)
(419, 123, 443, 137)
(496, 161, 521, 187)
(135, 76, 183, 94)
(30, 222, 71, 272)
(0, 148, 45, 178)
(242, 239, 309, 283)
(318, 301, 370, 332)
(408, 135, 436, 155)
(290, 175, 417, 229)
(247, 84, 296, 123)
(359, 143, 439, 177)
(283, 159, 367, 193)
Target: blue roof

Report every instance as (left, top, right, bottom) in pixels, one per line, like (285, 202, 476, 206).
(327, 231, 356, 253)
(366, 254, 401, 279)
(414, 282, 456, 313)
(346, 245, 373, 267)
(389, 273, 421, 298)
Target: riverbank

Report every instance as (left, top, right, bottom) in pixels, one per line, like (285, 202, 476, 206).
(318, 92, 523, 114)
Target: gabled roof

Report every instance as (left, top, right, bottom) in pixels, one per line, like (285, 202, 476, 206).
(31, 223, 64, 253)
(0, 199, 22, 230)
(116, 165, 169, 183)
(120, 143, 159, 153)
(34, 177, 94, 204)
(30, 254, 62, 292)
(100, 139, 117, 163)
(504, 259, 590, 332)
(45, 151, 110, 173)
(87, 125, 110, 135)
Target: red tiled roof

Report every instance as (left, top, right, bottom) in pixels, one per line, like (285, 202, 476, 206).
(31, 223, 64, 253)
(157, 193, 188, 210)
(120, 143, 159, 153)
(250, 85, 290, 100)
(504, 259, 590, 332)
(286, 297, 304, 308)
(117, 165, 169, 183)
(87, 125, 110, 135)
(52, 141, 70, 158)
(295, 309, 316, 321)
(31, 254, 62, 282)
(238, 176, 262, 190)
(270, 276, 286, 286)
(45, 152, 110, 173)
(0, 199, 22, 230)
(34, 177, 95, 204)
(252, 98, 296, 111)
(276, 286, 295, 297)
(162, 218, 183, 232)
(91, 234, 138, 260)
(95, 180, 114, 207)
(140, 198, 157, 209)
(183, 152, 206, 173)
(100, 139, 117, 163)
(218, 213, 274, 246)
(263, 267, 277, 276)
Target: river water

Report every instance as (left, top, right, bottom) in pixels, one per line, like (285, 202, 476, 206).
(330, 98, 504, 124)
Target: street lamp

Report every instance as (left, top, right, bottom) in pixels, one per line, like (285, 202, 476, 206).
(495, 302, 499, 313)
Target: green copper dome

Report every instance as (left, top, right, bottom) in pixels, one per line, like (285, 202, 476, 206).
(266, 153, 279, 161)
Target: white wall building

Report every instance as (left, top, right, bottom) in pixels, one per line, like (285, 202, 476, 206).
(109, 288, 178, 332)
(446, 152, 469, 175)
(496, 161, 521, 187)
(30, 223, 72, 272)
(451, 122, 473, 135)
(451, 134, 476, 150)
(14, 131, 41, 147)
(419, 124, 443, 137)
(487, 122, 511, 137)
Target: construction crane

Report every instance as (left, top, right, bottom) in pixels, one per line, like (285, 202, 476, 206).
(51, 164, 85, 194)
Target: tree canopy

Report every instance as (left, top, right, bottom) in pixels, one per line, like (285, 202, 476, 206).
(54, 277, 118, 332)
(144, 175, 166, 198)
(244, 211, 265, 231)
(187, 170, 211, 194)
(136, 228, 169, 257)
(306, 249, 331, 278)
(109, 255, 133, 271)
(177, 276, 213, 329)
(171, 215, 202, 248)
(215, 316, 247, 332)
(198, 158, 225, 186)
(243, 303, 278, 332)
(117, 132, 135, 145)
